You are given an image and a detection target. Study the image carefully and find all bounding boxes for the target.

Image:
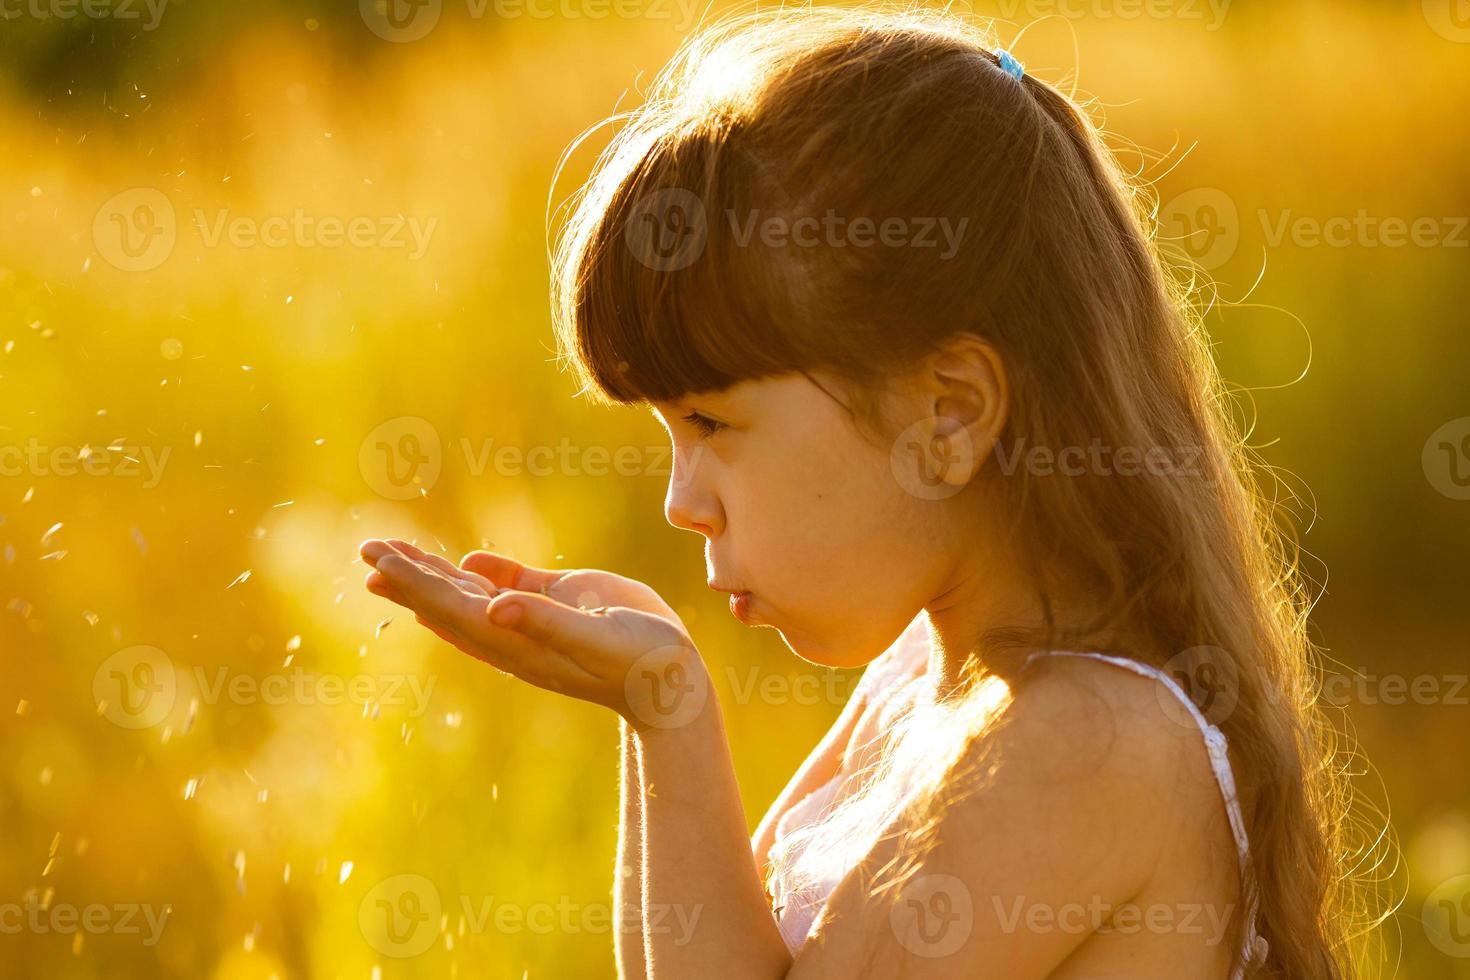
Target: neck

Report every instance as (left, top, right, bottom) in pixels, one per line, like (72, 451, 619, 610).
(923, 560, 1042, 696)
(920, 524, 1106, 697)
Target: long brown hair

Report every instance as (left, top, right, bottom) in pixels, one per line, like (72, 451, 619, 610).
(549, 7, 1380, 975)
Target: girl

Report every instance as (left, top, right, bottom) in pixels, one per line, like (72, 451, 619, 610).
(362, 7, 1366, 977)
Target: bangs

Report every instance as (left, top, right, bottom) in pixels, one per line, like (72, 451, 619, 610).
(548, 7, 992, 409)
(552, 120, 830, 406)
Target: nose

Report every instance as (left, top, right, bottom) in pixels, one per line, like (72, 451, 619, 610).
(663, 445, 721, 538)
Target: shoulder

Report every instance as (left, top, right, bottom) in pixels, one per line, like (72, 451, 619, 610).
(933, 652, 1227, 878)
(1001, 652, 1212, 775)
(798, 653, 1234, 974)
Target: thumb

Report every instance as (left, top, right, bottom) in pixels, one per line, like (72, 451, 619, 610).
(487, 590, 624, 654)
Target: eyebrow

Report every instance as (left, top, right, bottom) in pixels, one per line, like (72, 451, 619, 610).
(648, 389, 737, 421)
(649, 395, 706, 414)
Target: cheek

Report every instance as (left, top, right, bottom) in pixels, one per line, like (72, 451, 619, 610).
(741, 433, 934, 638)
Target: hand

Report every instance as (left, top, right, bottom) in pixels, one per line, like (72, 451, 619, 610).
(360, 539, 712, 731)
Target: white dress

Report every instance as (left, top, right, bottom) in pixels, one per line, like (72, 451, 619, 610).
(763, 614, 1270, 978)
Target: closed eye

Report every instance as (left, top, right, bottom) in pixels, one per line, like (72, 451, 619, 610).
(681, 410, 726, 439)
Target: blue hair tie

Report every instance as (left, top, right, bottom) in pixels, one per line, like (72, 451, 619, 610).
(996, 48, 1025, 82)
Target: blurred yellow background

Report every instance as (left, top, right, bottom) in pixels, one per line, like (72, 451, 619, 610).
(1, 0, 1467, 976)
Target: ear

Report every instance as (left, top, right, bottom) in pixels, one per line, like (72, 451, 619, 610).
(912, 333, 1010, 489)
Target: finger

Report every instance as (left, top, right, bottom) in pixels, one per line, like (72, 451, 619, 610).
(364, 540, 473, 599)
(375, 552, 489, 630)
(366, 569, 420, 611)
(362, 539, 462, 583)
(486, 590, 634, 673)
(415, 612, 465, 648)
(360, 538, 404, 568)
(375, 548, 615, 692)
(387, 539, 496, 596)
(385, 587, 595, 691)
(461, 551, 561, 594)
(368, 570, 482, 659)
(365, 569, 398, 599)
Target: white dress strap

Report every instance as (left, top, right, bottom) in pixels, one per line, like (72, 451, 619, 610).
(1027, 650, 1269, 979)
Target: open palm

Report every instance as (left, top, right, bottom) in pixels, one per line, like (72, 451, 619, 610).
(361, 538, 707, 730)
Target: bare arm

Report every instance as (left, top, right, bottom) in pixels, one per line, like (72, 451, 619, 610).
(616, 718, 648, 980)
(635, 662, 793, 979)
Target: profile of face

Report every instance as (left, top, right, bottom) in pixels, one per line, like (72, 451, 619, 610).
(651, 340, 1008, 669)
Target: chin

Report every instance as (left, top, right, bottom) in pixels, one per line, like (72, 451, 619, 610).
(774, 622, 896, 671)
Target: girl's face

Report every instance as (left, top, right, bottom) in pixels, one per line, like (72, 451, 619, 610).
(652, 372, 969, 668)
